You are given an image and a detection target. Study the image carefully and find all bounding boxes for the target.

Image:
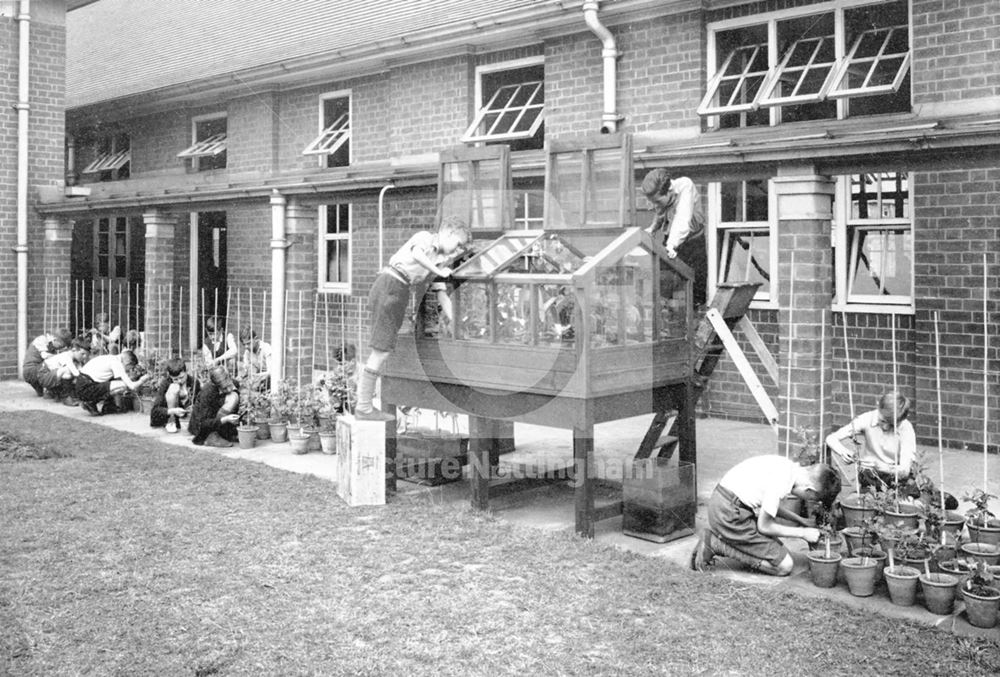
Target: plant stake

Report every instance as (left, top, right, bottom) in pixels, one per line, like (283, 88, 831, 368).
(983, 251, 990, 492)
(785, 251, 795, 458)
(891, 313, 899, 505)
(841, 310, 860, 494)
(934, 311, 946, 520)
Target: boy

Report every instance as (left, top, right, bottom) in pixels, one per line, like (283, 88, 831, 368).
(150, 357, 196, 433)
(188, 366, 240, 447)
(37, 345, 89, 405)
(354, 216, 471, 420)
(641, 168, 708, 306)
(23, 328, 73, 397)
(690, 455, 841, 576)
(239, 327, 272, 391)
(75, 349, 150, 416)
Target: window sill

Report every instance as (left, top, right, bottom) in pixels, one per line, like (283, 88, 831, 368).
(831, 302, 914, 316)
(319, 286, 352, 296)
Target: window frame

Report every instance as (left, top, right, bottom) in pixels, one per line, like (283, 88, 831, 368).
(707, 180, 778, 309)
(833, 171, 914, 314)
(462, 56, 545, 146)
(827, 23, 911, 99)
(178, 112, 228, 171)
(317, 203, 352, 294)
(81, 131, 131, 178)
(303, 89, 352, 167)
(94, 215, 131, 283)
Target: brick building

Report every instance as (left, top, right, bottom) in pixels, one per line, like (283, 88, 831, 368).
(23, 0, 1000, 453)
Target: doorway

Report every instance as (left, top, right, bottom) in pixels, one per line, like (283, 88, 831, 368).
(197, 212, 228, 328)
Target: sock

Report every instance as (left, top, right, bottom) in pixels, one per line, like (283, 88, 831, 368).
(707, 531, 765, 570)
(355, 367, 380, 413)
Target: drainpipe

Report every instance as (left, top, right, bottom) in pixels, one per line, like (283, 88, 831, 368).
(15, 0, 30, 378)
(377, 181, 395, 269)
(270, 190, 287, 383)
(582, 0, 620, 133)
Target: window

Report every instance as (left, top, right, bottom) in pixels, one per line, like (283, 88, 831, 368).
(95, 216, 130, 281)
(463, 57, 544, 151)
(82, 131, 131, 181)
(303, 91, 350, 168)
(513, 189, 545, 230)
(708, 180, 775, 304)
(834, 171, 912, 310)
(700, 0, 910, 129)
(319, 203, 351, 293)
(177, 113, 227, 171)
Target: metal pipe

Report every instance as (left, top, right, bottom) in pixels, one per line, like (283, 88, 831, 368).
(582, 0, 620, 134)
(378, 181, 395, 269)
(270, 190, 287, 383)
(15, 0, 31, 378)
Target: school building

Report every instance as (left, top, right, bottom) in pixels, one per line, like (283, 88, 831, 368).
(4, 0, 998, 454)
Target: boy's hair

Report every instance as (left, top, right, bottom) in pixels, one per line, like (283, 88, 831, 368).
(124, 329, 141, 350)
(120, 350, 137, 367)
(641, 168, 672, 197)
(810, 464, 842, 510)
(206, 316, 221, 334)
(239, 326, 258, 342)
(439, 216, 471, 238)
(879, 391, 911, 421)
(208, 365, 231, 387)
(164, 357, 186, 377)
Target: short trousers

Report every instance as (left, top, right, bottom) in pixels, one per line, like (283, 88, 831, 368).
(707, 485, 788, 568)
(75, 374, 111, 404)
(368, 272, 411, 353)
(36, 365, 68, 391)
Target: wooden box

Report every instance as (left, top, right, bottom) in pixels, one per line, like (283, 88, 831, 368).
(396, 430, 469, 485)
(336, 415, 386, 506)
(622, 459, 696, 543)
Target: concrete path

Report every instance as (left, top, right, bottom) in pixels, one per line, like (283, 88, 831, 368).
(1, 379, 997, 639)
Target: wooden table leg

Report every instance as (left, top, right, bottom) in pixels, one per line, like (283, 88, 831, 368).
(468, 415, 494, 511)
(383, 400, 397, 495)
(574, 424, 595, 538)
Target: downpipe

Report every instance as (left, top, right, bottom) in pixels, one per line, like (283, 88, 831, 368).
(582, 0, 620, 134)
(15, 0, 30, 378)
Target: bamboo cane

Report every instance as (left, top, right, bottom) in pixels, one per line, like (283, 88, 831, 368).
(842, 310, 859, 495)
(983, 252, 990, 490)
(248, 288, 254, 383)
(298, 289, 304, 402)
(125, 279, 131, 338)
(225, 286, 232, 372)
(90, 279, 96, 336)
(168, 282, 174, 357)
(819, 310, 826, 463)
(201, 287, 207, 359)
(784, 251, 795, 458)
(235, 287, 241, 379)
(934, 311, 946, 520)
(311, 291, 319, 379)
(325, 294, 331, 371)
(43, 278, 50, 333)
(891, 313, 899, 500)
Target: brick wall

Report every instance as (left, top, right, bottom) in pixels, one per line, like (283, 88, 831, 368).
(389, 57, 470, 156)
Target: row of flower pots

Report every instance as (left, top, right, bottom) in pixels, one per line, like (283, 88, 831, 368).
(236, 419, 338, 455)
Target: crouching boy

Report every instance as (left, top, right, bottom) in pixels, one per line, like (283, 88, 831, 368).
(75, 350, 150, 416)
(188, 366, 240, 447)
(691, 455, 841, 576)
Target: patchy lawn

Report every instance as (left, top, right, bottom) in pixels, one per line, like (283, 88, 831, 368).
(1, 410, 997, 676)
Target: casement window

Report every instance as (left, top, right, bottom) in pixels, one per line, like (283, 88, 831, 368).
(707, 180, 776, 306)
(700, 0, 910, 129)
(82, 131, 131, 181)
(513, 189, 545, 230)
(318, 203, 351, 293)
(95, 216, 130, 282)
(463, 57, 544, 151)
(303, 91, 350, 168)
(833, 171, 913, 311)
(177, 113, 227, 171)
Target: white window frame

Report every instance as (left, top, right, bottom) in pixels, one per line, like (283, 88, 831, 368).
(178, 112, 228, 170)
(698, 42, 770, 116)
(513, 190, 545, 230)
(827, 23, 911, 99)
(82, 132, 131, 175)
(462, 56, 545, 144)
(318, 203, 352, 294)
(833, 172, 914, 314)
(707, 180, 778, 309)
(701, 0, 911, 127)
(303, 90, 351, 166)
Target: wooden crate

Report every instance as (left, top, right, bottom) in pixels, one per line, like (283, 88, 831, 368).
(622, 459, 696, 543)
(336, 415, 386, 506)
(397, 430, 469, 485)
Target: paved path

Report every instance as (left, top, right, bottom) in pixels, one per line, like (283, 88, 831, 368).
(1, 379, 997, 639)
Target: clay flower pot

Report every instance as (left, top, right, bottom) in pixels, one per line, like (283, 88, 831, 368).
(288, 432, 310, 455)
(960, 542, 1000, 566)
(961, 585, 1000, 629)
(840, 495, 877, 529)
(809, 533, 844, 555)
(268, 420, 289, 443)
(253, 418, 270, 440)
(319, 430, 338, 455)
(919, 572, 959, 615)
(841, 556, 879, 597)
(966, 518, 1000, 547)
(883, 565, 921, 607)
(840, 527, 874, 557)
(937, 559, 974, 588)
(853, 547, 887, 583)
(883, 503, 922, 531)
(236, 425, 259, 449)
(807, 551, 842, 589)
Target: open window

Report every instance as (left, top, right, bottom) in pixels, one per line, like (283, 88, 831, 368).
(463, 58, 544, 151)
(708, 180, 775, 305)
(698, 28, 770, 125)
(178, 113, 227, 171)
(81, 131, 131, 181)
(318, 203, 351, 293)
(303, 91, 350, 168)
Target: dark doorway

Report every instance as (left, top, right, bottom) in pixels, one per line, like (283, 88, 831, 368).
(197, 212, 228, 331)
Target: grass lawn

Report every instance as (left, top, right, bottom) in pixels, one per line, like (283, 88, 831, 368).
(2, 410, 998, 676)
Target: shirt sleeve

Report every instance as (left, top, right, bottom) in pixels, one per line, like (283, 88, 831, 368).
(665, 177, 697, 252)
(110, 359, 128, 380)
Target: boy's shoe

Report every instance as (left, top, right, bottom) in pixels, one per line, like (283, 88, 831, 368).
(62, 396, 80, 407)
(354, 408, 395, 422)
(31, 384, 44, 397)
(203, 432, 233, 448)
(165, 418, 178, 434)
(81, 401, 101, 417)
(689, 529, 716, 572)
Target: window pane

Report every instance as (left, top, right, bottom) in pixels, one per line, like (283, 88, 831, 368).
(722, 229, 770, 288)
(849, 228, 911, 297)
(98, 256, 109, 278)
(115, 256, 127, 279)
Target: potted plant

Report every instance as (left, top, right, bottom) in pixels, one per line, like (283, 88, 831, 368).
(298, 384, 323, 452)
(960, 541, 1000, 566)
(806, 509, 841, 588)
(909, 452, 964, 543)
(919, 570, 960, 615)
(884, 563, 921, 607)
(235, 384, 259, 449)
(964, 489, 1000, 547)
(841, 551, 879, 597)
(960, 560, 1000, 629)
(267, 379, 298, 442)
(839, 489, 878, 530)
(251, 390, 271, 441)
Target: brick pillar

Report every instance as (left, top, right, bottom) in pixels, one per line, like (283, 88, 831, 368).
(143, 210, 177, 359)
(284, 199, 317, 391)
(773, 170, 835, 458)
(43, 217, 73, 332)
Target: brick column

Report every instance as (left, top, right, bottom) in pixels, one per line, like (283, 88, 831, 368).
(773, 169, 835, 457)
(143, 210, 177, 358)
(43, 217, 73, 332)
(284, 199, 317, 391)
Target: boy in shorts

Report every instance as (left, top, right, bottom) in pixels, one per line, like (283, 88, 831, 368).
(354, 216, 471, 420)
(690, 455, 841, 576)
(75, 350, 150, 416)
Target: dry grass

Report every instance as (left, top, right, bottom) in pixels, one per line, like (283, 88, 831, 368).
(1, 410, 998, 676)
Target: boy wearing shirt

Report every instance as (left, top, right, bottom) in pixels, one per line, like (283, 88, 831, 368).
(75, 350, 149, 416)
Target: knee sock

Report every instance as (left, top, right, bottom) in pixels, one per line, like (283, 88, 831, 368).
(707, 531, 765, 570)
(356, 367, 380, 413)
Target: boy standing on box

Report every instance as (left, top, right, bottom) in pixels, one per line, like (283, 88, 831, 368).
(354, 216, 471, 420)
(690, 454, 841, 576)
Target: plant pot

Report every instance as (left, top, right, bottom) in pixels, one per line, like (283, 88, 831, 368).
(966, 518, 1000, 547)
(809, 533, 845, 555)
(840, 495, 877, 529)
(938, 559, 974, 588)
(253, 419, 271, 440)
(268, 420, 288, 443)
(302, 426, 321, 452)
(931, 545, 957, 574)
(936, 512, 966, 543)
(960, 542, 1000, 566)
(919, 573, 959, 615)
(884, 565, 921, 606)
(286, 423, 301, 440)
(807, 551, 841, 588)
(319, 430, 337, 455)
(960, 585, 1000, 629)
(900, 552, 933, 575)
(883, 503, 922, 531)
(841, 556, 879, 597)
(288, 433, 309, 455)
(840, 527, 874, 557)
(853, 547, 887, 583)
(237, 426, 259, 449)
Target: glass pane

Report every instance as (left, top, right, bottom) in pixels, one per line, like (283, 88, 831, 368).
(495, 283, 530, 345)
(537, 284, 575, 346)
(850, 228, 911, 297)
(547, 153, 583, 228)
(98, 256, 109, 278)
(455, 282, 491, 342)
(586, 149, 621, 227)
(115, 256, 127, 278)
(722, 229, 770, 288)
(591, 261, 652, 348)
(659, 257, 687, 339)
(98, 236, 109, 255)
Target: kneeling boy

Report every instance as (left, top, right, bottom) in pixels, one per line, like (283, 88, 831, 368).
(691, 455, 841, 576)
(75, 350, 149, 416)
